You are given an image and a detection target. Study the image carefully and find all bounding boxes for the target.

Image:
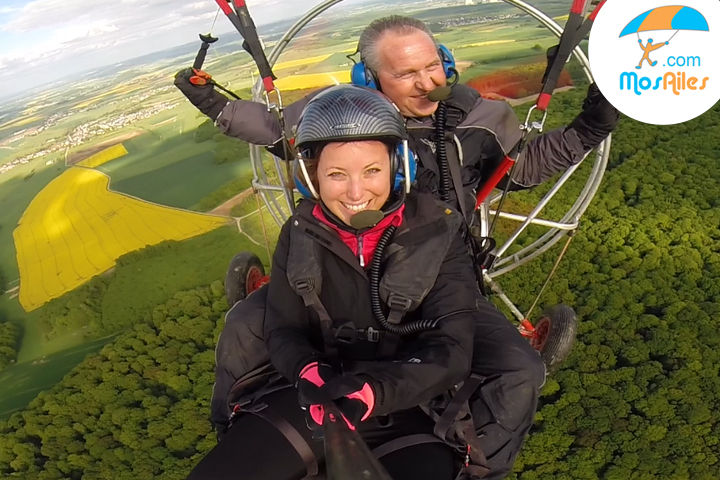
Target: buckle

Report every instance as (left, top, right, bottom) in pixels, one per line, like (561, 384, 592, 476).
(294, 279, 314, 293)
(366, 327, 380, 343)
(387, 294, 413, 312)
(334, 322, 358, 344)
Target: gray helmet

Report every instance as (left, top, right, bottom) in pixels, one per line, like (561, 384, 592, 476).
(294, 85, 407, 149)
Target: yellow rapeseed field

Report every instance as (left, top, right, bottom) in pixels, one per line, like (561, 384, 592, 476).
(76, 143, 129, 168)
(456, 39, 516, 49)
(72, 83, 144, 110)
(274, 54, 332, 70)
(274, 70, 351, 91)
(0, 114, 44, 131)
(14, 168, 228, 311)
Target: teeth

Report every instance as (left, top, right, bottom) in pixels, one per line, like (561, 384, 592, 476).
(343, 201, 370, 212)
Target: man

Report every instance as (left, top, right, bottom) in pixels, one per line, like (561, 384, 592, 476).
(174, 15, 619, 479)
(176, 16, 618, 216)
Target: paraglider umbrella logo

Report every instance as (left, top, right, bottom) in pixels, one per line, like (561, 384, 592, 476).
(619, 6, 709, 70)
(589, 0, 720, 125)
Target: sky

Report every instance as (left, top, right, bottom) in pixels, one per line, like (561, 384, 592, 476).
(0, 0, 370, 99)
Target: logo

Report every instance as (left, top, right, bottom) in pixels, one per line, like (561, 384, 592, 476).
(420, 138, 437, 154)
(589, 1, 720, 125)
(330, 123, 361, 130)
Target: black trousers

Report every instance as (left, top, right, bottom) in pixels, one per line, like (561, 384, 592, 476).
(191, 386, 458, 480)
(211, 287, 545, 480)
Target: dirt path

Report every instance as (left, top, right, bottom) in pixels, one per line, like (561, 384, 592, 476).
(209, 187, 254, 217)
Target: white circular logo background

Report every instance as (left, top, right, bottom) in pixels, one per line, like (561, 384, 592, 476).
(589, 0, 720, 125)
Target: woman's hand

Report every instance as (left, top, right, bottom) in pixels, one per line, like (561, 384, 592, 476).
(297, 362, 375, 429)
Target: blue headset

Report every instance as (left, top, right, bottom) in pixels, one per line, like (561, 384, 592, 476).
(293, 142, 417, 200)
(351, 44, 457, 90)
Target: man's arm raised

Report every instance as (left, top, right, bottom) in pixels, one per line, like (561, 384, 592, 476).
(174, 67, 326, 158)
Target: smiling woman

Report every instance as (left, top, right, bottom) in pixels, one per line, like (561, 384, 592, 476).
(307, 141, 393, 226)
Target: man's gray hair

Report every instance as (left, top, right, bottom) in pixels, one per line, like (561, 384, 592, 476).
(358, 15, 439, 74)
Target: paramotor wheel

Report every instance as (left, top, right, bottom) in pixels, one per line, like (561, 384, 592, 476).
(225, 252, 266, 306)
(530, 305, 578, 373)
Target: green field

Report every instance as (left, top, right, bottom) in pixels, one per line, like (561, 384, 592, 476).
(0, 224, 261, 421)
(0, 334, 118, 420)
(99, 129, 253, 210)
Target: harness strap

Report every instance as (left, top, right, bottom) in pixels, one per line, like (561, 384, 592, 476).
(386, 294, 412, 325)
(372, 434, 446, 459)
(246, 403, 319, 477)
(433, 374, 484, 441)
(229, 373, 288, 414)
(445, 133, 469, 224)
(458, 464, 491, 480)
(460, 422, 490, 477)
(295, 281, 339, 358)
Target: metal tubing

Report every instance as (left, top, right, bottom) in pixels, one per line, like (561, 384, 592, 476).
(484, 273, 525, 322)
(248, 0, 347, 222)
(243, 0, 611, 281)
(490, 135, 609, 274)
(493, 161, 582, 259)
(489, 211, 578, 230)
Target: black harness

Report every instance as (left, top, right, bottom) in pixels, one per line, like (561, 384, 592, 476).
(282, 203, 491, 479)
(285, 199, 460, 352)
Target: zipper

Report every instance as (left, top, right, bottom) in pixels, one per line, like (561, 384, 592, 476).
(357, 235, 365, 267)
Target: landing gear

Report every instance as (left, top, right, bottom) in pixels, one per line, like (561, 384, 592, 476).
(520, 305, 578, 373)
(224, 252, 269, 306)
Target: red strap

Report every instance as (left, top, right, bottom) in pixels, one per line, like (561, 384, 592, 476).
(475, 155, 516, 209)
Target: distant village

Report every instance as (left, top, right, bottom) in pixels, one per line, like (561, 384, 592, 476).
(0, 87, 177, 175)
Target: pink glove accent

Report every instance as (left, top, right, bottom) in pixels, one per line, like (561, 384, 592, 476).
(309, 404, 357, 430)
(309, 404, 325, 426)
(299, 362, 325, 387)
(346, 382, 375, 421)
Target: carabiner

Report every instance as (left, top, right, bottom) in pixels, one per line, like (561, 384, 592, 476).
(522, 104, 548, 134)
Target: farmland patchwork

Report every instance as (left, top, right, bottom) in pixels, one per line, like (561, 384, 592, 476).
(13, 165, 228, 311)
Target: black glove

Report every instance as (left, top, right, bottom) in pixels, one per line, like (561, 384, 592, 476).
(173, 67, 230, 120)
(297, 362, 375, 429)
(568, 83, 621, 150)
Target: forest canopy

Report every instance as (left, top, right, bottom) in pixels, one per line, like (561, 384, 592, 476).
(0, 323, 21, 371)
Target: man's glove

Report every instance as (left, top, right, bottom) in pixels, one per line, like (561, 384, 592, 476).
(297, 362, 375, 430)
(173, 67, 230, 120)
(568, 83, 621, 150)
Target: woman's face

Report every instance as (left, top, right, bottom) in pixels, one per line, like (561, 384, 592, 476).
(316, 140, 392, 226)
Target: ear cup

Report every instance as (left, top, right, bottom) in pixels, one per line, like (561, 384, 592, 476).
(293, 157, 315, 199)
(351, 44, 456, 89)
(351, 62, 378, 90)
(393, 143, 418, 191)
(438, 44, 456, 79)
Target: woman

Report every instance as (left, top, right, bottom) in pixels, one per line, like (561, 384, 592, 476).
(187, 85, 480, 480)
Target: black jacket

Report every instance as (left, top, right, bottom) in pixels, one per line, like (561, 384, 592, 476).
(263, 192, 477, 417)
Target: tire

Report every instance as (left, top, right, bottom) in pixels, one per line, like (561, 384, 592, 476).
(225, 252, 266, 306)
(530, 305, 578, 373)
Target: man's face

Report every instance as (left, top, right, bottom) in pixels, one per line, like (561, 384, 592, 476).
(374, 29, 447, 118)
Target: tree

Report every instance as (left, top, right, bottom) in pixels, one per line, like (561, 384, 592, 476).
(0, 322, 21, 370)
